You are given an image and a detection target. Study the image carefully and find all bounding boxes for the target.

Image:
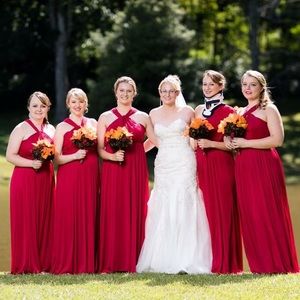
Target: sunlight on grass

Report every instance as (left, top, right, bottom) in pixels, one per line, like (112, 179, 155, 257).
(0, 273, 299, 299)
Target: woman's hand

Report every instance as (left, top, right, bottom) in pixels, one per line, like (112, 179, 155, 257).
(197, 139, 211, 149)
(231, 137, 248, 149)
(32, 159, 43, 170)
(74, 149, 87, 161)
(224, 136, 234, 150)
(114, 150, 124, 162)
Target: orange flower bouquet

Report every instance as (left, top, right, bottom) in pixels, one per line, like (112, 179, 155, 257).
(32, 139, 55, 161)
(105, 126, 133, 165)
(32, 139, 55, 171)
(217, 113, 247, 138)
(71, 126, 97, 162)
(218, 113, 248, 155)
(184, 118, 214, 140)
(71, 126, 97, 149)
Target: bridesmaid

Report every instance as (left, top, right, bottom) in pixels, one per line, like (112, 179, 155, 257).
(51, 88, 100, 274)
(96, 76, 157, 273)
(227, 70, 299, 273)
(195, 70, 242, 274)
(6, 92, 55, 274)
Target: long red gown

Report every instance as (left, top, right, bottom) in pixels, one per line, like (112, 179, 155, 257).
(51, 117, 100, 274)
(97, 108, 149, 273)
(10, 119, 55, 274)
(196, 104, 243, 273)
(235, 105, 299, 273)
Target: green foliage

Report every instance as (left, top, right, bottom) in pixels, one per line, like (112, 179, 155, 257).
(89, 0, 196, 115)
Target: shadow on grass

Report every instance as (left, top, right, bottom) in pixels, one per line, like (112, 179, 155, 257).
(0, 272, 284, 287)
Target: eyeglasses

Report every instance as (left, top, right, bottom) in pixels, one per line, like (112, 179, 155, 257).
(160, 90, 177, 95)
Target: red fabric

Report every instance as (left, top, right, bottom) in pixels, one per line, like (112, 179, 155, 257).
(235, 106, 299, 273)
(51, 118, 100, 274)
(10, 119, 55, 274)
(196, 105, 243, 273)
(97, 108, 149, 273)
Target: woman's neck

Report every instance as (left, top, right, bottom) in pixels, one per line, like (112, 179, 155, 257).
(69, 114, 84, 125)
(116, 104, 132, 115)
(162, 103, 178, 111)
(29, 118, 44, 130)
(246, 99, 260, 109)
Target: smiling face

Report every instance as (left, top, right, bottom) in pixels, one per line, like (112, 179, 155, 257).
(115, 82, 135, 105)
(28, 94, 49, 122)
(159, 82, 179, 106)
(67, 95, 87, 117)
(241, 75, 263, 102)
(202, 74, 223, 98)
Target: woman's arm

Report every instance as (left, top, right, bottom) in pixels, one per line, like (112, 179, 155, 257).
(54, 123, 87, 165)
(97, 114, 124, 162)
(6, 123, 41, 169)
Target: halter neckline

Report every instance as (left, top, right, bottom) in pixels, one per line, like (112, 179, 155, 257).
(26, 119, 44, 133)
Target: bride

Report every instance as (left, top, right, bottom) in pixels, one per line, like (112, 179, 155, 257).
(136, 75, 212, 274)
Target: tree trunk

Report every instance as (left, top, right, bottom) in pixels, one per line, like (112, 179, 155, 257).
(49, 0, 69, 123)
(248, 0, 259, 69)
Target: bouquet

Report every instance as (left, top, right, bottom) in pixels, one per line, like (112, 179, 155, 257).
(217, 113, 248, 155)
(71, 126, 97, 162)
(217, 113, 247, 138)
(71, 126, 97, 149)
(105, 126, 133, 165)
(32, 139, 55, 171)
(184, 118, 214, 140)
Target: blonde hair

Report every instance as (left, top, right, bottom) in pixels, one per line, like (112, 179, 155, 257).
(158, 74, 181, 92)
(203, 70, 226, 89)
(114, 76, 137, 96)
(28, 91, 51, 124)
(66, 88, 88, 112)
(241, 70, 272, 109)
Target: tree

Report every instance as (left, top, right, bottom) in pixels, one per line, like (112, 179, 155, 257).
(89, 0, 195, 115)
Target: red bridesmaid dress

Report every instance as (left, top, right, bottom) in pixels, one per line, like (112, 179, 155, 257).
(51, 118, 100, 274)
(196, 104, 243, 273)
(235, 105, 299, 273)
(10, 119, 54, 274)
(97, 108, 149, 273)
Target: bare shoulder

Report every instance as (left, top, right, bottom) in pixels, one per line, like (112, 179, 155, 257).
(11, 121, 27, 136)
(195, 104, 204, 114)
(98, 110, 113, 122)
(46, 123, 56, 134)
(182, 105, 195, 117)
(150, 106, 161, 115)
(149, 106, 162, 118)
(86, 117, 97, 127)
(265, 103, 280, 114)
(55, 120, 71, 133)
(135, 109, 149, 119)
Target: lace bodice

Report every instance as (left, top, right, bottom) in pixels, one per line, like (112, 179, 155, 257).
(154, 119, 189, 149)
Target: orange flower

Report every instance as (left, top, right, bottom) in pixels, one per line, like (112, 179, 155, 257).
(72, 126, 97, 142)
(71, 126, 97, 149)
(184, 118, 214, 139)
(217, 113, 247, 137)
(105, 126, 133, 151)
(32, 139, 55, 161)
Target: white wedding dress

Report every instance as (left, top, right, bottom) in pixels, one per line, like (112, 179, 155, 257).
(136, 119, 212, 274)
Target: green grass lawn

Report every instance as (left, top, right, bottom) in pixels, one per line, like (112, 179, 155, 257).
(0, 272, 299, 299)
